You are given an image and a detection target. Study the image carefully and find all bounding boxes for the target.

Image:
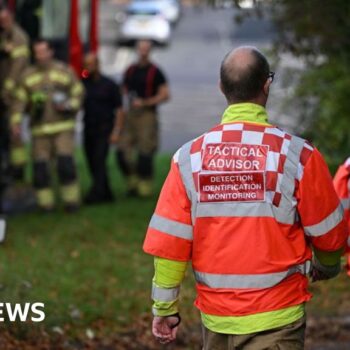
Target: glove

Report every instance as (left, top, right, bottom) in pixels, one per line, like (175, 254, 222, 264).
(152, 313, 181, 345)
(310, 256, 341, 282)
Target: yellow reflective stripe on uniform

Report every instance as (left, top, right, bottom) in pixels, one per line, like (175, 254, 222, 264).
(313, 246, 343, 266)
(11, 147, 27, 166)
(61, 183, 80, 204)
(69, 97, 81, 110)
(10, 113, 22, 125)
(152, 300, 179, 317)
(25, 73, 43, 87)
(71, 83, 83, 96)
(49, 70, 70, 85)
(37, 188, 55, 208)
(4, 78, 15, 91)
(15, 87, 28, 102)
(201, 305, 305, 335)
(11, 45, 30, 59)
(32, 120, 75, 136)
(194, 261, 311, 289)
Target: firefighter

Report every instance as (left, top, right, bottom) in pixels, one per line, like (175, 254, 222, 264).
(333, 157, 350, 276)
(11, 39, 83, 212)
(143, 47, 348, 349)
(117, 40, 170, 198)
(0, 6, 30, 184)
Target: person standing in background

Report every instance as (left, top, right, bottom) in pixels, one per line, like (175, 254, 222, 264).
(11, 39, 83, 212)
(82, 53, 124, 204)
(333, 157, 350, 276)
(117, 40, 170, 198)
(0, 6, 30, 185)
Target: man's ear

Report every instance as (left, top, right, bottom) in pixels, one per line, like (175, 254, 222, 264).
(219, 80, 224, 96)
(263, 79, 271, 96)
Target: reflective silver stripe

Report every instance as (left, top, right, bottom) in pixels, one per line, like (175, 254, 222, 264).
(194, 261, 311, 289)
(152, 284, 180, 302)
(304, 203, 344, 237)
(274, 136, 305, 224)
(196, 202, 274, 218)
(178, 141, 197, 224)
(341, 198, 350, 210)
(149, 214, 193, 240)
(347, 236, 350, 247)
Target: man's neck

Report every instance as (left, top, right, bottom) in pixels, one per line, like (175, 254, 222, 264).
(228, 98, 266, 108)
(138, 58, 150, 67)
(38, 60, 54, 71)
(92, 71, 101, 81)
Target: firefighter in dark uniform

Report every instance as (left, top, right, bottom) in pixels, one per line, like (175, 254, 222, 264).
(82, 52, 124, 204)
(0, 6, 30, 187)
(118, 40, 170, 197)
(11, 39, 83, 212)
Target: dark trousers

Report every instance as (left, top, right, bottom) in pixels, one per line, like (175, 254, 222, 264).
(84, 130, 113, 201)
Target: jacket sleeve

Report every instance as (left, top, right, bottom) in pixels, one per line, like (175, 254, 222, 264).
(1, 38, 29, 105)
(296, 148, 348, 262)
(143, 155, 193, 262)
(9, 77, 28, 126)
(67, 68, 84, 112)
(152, 257, 188, 316)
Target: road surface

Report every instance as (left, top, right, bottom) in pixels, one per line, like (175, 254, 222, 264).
(99, 2, 306, 154)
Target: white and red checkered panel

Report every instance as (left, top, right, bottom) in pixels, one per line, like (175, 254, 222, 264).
(180, 122, 315, 207)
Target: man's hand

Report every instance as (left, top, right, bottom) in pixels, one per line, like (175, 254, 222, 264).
(109, 129, 121, 145)
(152, 314, 181, 345)
(131, 98, 145, 109)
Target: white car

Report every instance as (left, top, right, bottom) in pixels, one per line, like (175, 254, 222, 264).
(237, 0, 268, 9)
(119, 4, 171, 45)
(129, 0, 181, 24)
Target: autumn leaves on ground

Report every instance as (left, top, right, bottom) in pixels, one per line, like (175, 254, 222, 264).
(0, 152, 349, 349)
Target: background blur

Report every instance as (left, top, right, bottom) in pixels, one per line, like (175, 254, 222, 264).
(0, 0, 349, 349)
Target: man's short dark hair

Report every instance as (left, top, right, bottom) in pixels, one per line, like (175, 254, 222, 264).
(220, 48, 270, 102)
(33, 38, 53, 50)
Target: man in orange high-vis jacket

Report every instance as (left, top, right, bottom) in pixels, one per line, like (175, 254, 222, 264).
(143, 47, 348, 349)
(334, 157, 350, 276)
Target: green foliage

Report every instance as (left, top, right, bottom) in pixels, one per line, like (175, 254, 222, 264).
(297, 58, 350, 170)
(270, 0, 350, 167)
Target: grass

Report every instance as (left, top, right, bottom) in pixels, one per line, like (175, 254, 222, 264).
(0, 150, 200, 333)
(0, 148, 349, 340)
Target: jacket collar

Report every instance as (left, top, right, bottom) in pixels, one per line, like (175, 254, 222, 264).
(221, 103, 271, 126)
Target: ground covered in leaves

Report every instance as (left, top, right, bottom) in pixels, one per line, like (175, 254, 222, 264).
(1, 153, 349, 349)
(1, 313, 350, 349)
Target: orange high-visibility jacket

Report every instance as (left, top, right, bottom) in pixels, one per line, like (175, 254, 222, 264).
(334, 158, 350, 254)
(144, 120, 348, 317)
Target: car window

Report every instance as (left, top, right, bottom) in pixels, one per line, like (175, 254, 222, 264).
(127, 9, 160, 16)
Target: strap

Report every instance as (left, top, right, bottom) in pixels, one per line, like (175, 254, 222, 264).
(167, 313, 181, 329)
(146, 64, 157, 98)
